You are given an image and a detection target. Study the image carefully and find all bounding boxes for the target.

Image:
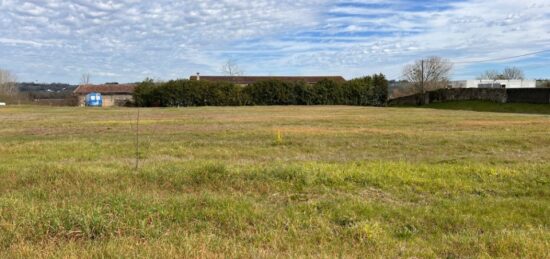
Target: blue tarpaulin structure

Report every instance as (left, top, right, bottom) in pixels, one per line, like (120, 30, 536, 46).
(85, 92, 102, 107)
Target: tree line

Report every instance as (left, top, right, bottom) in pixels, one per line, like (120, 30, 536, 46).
(133, 75, 388, 107)
(393, 56, 549, 99)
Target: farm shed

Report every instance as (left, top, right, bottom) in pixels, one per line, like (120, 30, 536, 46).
(73, 83, 136, 107)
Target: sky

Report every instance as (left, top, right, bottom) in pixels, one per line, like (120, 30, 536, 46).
(0, 0, 549, 84)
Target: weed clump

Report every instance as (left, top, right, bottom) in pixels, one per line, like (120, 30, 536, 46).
(274, 129, 284, 146)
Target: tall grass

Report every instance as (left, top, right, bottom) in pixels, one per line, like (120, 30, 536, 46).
(0, 105, 548, 257)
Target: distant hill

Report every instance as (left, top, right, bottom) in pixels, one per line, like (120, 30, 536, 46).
(17, 82, 77, 93)
(17, 82, 78, 99)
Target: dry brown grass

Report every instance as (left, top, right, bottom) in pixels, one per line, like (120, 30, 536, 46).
(0, 105, 548, 257)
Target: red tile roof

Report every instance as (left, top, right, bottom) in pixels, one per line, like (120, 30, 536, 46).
(189, 76, 346, 84)
(73, 84, 137, 95)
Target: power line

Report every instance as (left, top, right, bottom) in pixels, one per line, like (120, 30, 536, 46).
(381, 49, 550, 79)
(384, 70, 403, 80)
(452, 49, 550, 64)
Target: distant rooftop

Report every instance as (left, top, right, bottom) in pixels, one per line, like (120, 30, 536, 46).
(189, 75, 346, 85)
(73, 83, 137, 95)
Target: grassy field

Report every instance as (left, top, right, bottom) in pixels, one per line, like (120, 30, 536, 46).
(0, 105, 548, 258)
(421, 100, 550, 115)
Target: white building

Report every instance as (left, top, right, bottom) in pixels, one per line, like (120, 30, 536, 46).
(450, 80, 536, 89)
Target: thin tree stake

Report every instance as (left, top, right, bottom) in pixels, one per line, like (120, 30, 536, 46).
(135, 107, 140, 171)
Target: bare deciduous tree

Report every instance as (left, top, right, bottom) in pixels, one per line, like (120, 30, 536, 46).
(0, 69, 18, 96)
(80, 73, 91, 85)
(502, 67, 524, 80)
(478, 67, 525, 80)
(477, 70, 501, 80)
(402, 56, 453, 95)
(221, 60, 244, 76)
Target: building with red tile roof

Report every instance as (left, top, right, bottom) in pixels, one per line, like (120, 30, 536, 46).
(73, 83, 136, 107)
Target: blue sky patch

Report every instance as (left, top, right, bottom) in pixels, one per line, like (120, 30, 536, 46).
(0, 0, 548, 83)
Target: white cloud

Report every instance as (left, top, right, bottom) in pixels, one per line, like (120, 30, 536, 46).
(0, 38, 44, 47)
(0, 0, 549, 83)
(249, 0, 550, 79)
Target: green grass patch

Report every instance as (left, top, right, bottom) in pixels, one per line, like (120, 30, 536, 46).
(421, 100, 550, 114)
(0, 105, 548, 257)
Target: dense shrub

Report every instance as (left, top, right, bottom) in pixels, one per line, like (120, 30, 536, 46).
(134, 74, 388, 107)
(245, 80, 299, 105)
(133, 78, 158, 107)
(312, 79, 343, 105)
(134, 79, 247, 107)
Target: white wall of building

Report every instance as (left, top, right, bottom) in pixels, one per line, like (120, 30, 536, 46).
(451, 80, 536, 89)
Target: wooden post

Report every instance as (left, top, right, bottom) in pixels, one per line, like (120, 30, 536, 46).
(135, 108, 140, 171)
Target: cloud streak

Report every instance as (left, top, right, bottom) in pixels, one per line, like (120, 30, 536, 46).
(0, 0, 549, 83)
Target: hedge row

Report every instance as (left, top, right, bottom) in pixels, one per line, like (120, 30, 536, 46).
(133, 74, 388, 107)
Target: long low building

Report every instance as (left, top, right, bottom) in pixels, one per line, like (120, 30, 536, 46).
(450, 80, 536, 89)
(73, 83, 136, 107)
(189, 74, 346, 86)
